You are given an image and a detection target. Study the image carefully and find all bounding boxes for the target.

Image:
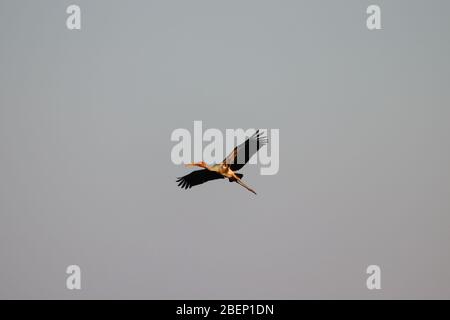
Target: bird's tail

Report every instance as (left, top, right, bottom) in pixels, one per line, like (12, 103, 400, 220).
(228, 173, 243, 182)
(236, 179, 257, 195)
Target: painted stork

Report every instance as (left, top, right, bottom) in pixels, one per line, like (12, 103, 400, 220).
(176, 130, 267, 195)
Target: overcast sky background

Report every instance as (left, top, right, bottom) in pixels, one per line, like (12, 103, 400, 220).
(1, 0, 449, 299)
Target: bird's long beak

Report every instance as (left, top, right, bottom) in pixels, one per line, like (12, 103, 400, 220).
(185, 161, 207, 168)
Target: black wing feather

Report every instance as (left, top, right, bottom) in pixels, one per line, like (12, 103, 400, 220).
(176, 169, 224, 189)
(224, 130, 268, 171)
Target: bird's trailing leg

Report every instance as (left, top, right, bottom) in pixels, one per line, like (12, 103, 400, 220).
(230, 171, 257, 195)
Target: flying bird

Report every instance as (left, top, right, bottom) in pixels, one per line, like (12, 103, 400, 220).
(176, 130, 267, 195)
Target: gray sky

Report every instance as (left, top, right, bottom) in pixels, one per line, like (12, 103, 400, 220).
(1, 0, 449, 299)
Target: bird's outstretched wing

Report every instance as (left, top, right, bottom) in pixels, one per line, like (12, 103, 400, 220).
(176, 169, 224, 189)
(222, 130, 268, 171)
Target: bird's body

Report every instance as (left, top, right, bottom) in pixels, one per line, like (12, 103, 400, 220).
(176, 130, 267, 195)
